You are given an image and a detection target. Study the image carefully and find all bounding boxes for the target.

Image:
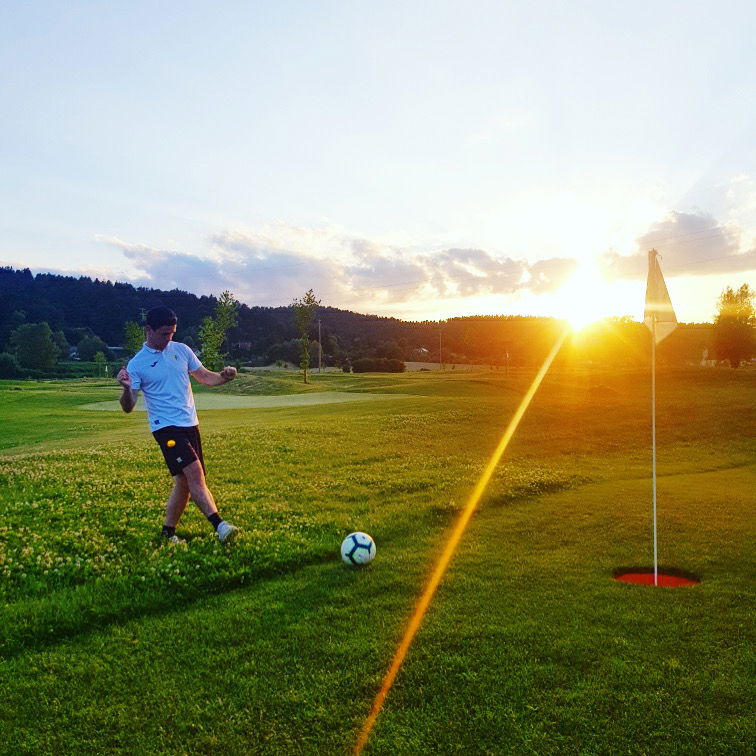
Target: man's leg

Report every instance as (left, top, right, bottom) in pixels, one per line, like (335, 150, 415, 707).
(182, 460, 238, 543)
(181, 459, 218, 517)
(165, 474, 190, 527)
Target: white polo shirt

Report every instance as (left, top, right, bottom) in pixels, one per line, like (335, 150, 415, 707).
(127, 341, 202, 430)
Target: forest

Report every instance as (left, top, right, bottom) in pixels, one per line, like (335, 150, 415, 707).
(0, 266, 728, 374)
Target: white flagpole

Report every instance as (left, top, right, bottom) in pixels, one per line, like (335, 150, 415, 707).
(651, 314, 658, 586)
(645, 248, 676, 588)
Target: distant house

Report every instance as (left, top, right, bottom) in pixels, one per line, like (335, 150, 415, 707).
(410, 347, 431, 360)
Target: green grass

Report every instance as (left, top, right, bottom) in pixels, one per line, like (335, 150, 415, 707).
(0, 367, 753, 754)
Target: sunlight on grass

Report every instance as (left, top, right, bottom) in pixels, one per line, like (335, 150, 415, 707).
(354, 326, 569, 753)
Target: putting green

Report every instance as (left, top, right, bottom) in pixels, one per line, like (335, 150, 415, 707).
(82, 391, 407, 411)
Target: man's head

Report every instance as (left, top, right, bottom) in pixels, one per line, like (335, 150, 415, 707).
(145, 306, 177, 351)
(145, 306, 177, 330)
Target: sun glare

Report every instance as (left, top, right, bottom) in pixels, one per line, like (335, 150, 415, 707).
(556, 260, 614, 331)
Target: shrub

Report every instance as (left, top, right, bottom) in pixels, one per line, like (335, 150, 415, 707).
(0, 352, 20, 378)
(77, 335, 109, 362)
(352, 357, 405, 373)
(10, 322, 60, 369)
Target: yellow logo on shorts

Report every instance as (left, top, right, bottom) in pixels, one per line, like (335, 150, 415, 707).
(167, 439, 176, 448)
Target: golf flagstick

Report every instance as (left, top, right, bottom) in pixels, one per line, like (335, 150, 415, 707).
(651, 313, 658, 586)
(643, 250, 677, 587)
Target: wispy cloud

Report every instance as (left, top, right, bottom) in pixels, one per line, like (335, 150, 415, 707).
(94, 208, 756, 316)
(95, 227, 581, 308)
(599, 210, 756, 280)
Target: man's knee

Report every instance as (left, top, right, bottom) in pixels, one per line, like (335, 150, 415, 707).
(171, 474, 191, 497)
(182, 460, 211, 497)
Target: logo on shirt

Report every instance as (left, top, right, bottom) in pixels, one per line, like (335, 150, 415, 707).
(150, 360, 159, 367)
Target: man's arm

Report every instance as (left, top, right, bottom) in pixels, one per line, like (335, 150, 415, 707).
(116, 366, 139, 413)
(190, 365, 238, 387)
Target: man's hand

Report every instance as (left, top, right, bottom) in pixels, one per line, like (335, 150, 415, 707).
(220, 366, 237, 382)
(117, 366, 137, 413)
(190, 366, 238, 386)
(117, 366, 131, 389)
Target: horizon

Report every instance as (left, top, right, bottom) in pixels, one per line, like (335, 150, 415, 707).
(2, 2, 755, 324)
(4, 262, 720, 327)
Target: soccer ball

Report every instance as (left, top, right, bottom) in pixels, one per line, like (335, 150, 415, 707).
(340, 532, 376, 566)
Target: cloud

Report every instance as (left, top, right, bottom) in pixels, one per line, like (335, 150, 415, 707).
(421, 249, 530, 296)
(637, 211, 743, 272)
(96, 234, 236, 292)
(342, 245, 533, 301)
(95, 209, 756, 316)
(526, 257, 577, 294)
(96, 227, 579, 309)
(597, 210, 756, 281)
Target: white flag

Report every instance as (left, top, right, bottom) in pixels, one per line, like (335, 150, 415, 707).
(644, 249, 677, 343)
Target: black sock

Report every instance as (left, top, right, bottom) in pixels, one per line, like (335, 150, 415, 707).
(207, 513, 222, 531)
(162, 525, 176, 538)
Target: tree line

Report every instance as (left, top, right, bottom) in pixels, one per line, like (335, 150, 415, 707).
(0, 266, 753, 378)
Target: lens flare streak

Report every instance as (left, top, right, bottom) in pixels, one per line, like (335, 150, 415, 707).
(353, 326, 569, 754)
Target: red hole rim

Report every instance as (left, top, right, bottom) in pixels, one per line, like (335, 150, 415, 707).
(612, 566, 700, 587)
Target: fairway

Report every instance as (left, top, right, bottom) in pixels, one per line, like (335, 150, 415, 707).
(0, 368, 753, 754)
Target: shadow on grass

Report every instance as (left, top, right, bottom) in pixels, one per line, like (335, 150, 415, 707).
(0, 555, 337, 661)
(0, 522, 414, 661)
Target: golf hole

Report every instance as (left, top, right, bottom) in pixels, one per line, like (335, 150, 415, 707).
(612, 567, 700, 587)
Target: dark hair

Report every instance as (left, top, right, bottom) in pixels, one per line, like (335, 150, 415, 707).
(145, 306, 177, 329)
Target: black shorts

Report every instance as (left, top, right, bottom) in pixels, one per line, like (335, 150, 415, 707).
(153, 425, 206, 477)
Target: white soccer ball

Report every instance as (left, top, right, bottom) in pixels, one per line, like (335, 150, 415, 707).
(340, 532, 376, 566)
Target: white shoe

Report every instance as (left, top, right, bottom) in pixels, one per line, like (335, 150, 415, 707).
(217, 521, 239, 544)
(166, 534, 186, 545)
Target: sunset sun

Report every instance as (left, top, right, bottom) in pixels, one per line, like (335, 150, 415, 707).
(556, 260, 615, 331)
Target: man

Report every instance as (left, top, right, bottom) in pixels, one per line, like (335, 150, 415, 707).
(117, 306, 239, 544)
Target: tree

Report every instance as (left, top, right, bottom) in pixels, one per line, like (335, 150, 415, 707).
(93, 351, 108, 377)
(292, 289, 320, 383)
(713, 284, 756, 368)
(52, 330, 70, 360)
(0, 352, 20, 378)
(199, 291, 239, 370)
(77, 334, 108, 362)
(0, 310, 26, 352)
(352, 357, 405, 373)
(10, 322, 60, 370)
(265, 338, 301, 366)
(124, 320, 144, 357)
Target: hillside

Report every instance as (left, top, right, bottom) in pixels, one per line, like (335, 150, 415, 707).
(0, 265, 718, 369)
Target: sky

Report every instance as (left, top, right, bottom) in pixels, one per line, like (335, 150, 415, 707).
(2, 0, 756, 325)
